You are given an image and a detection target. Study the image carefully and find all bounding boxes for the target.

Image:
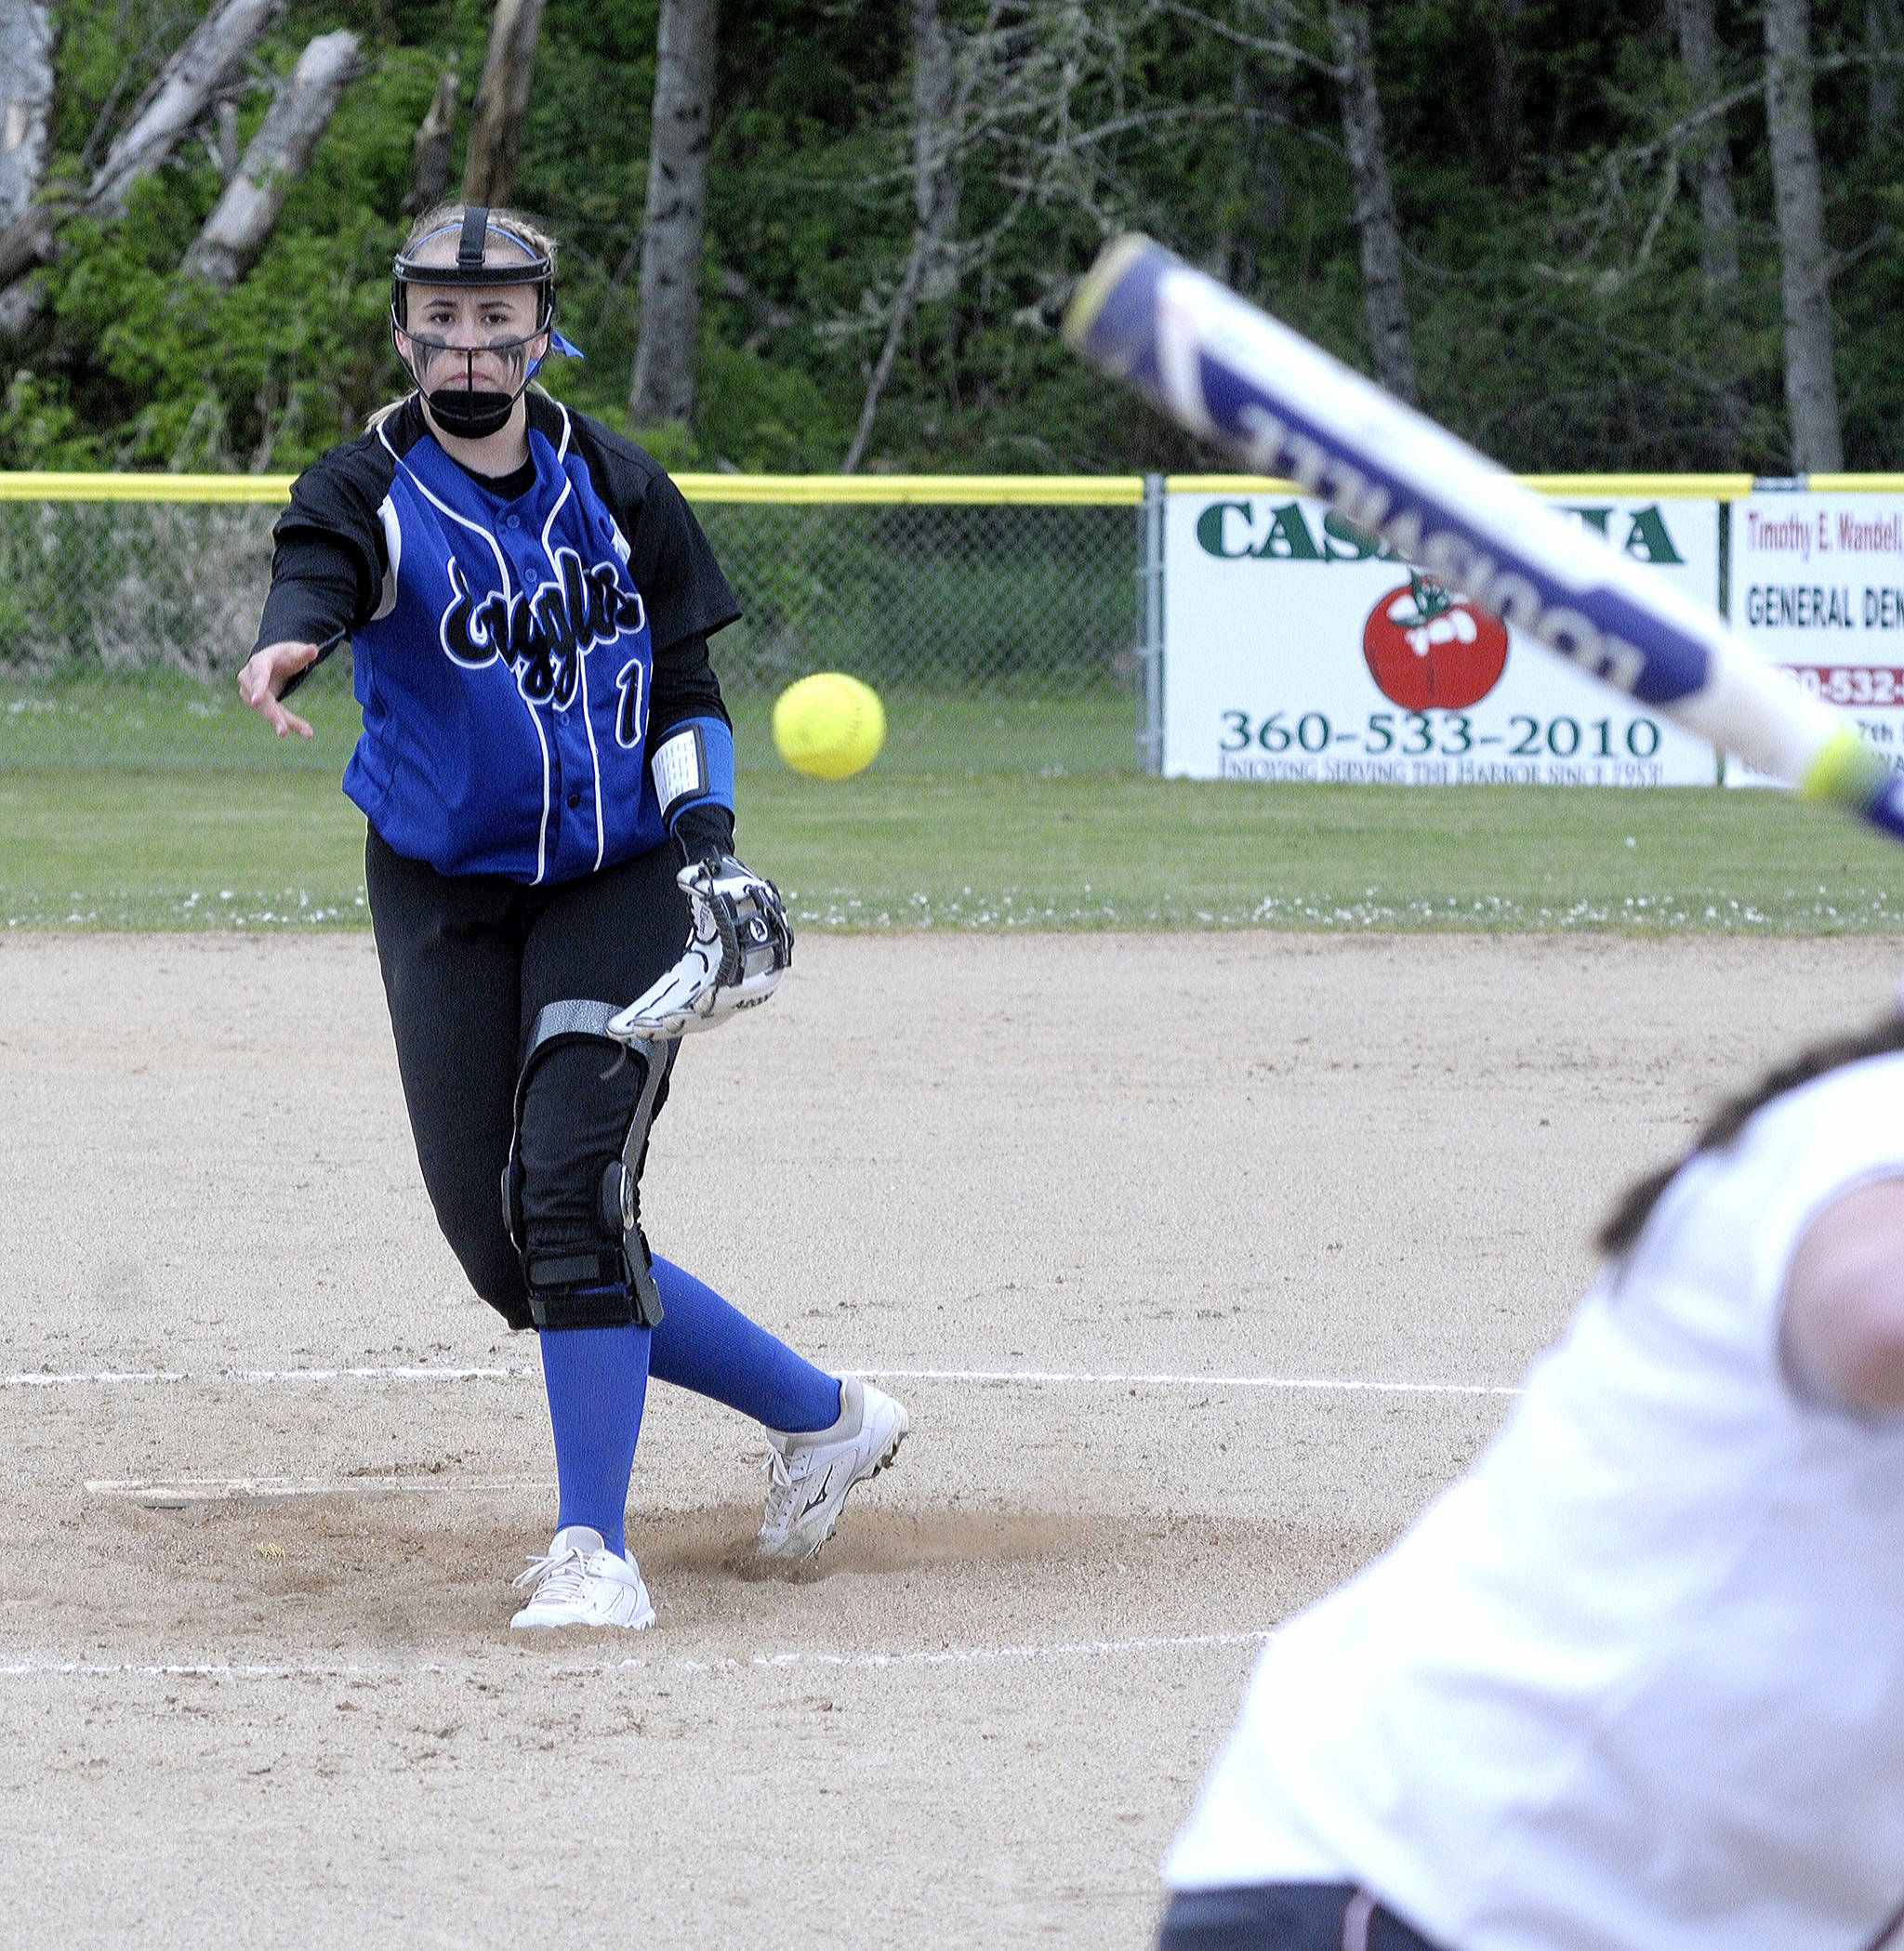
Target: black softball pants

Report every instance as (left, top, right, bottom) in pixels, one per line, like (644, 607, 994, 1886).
(364, 824, 689, 1332)
(1157, 1885, 1446, 1951)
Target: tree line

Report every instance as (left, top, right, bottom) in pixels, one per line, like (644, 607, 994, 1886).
(0, 0, 1897, 476)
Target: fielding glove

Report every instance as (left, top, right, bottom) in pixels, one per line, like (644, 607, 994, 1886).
(607, 852, 793, 1041)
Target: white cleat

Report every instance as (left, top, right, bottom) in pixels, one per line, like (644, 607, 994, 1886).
(760, 1376, 910, 1564)
(509, 1525, 656, 1630)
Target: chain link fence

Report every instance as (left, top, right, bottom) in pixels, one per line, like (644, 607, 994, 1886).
(0, 478, 1147, 776)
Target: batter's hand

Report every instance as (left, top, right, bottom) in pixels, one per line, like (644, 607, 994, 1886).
(239, 639, 321, 739)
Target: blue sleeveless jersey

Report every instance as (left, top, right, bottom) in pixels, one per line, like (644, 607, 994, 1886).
(257, 395, 739, 884)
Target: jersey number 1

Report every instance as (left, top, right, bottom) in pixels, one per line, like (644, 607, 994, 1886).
(615, 659, 647, 751)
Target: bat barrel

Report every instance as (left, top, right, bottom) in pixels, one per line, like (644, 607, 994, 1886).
(1870, 778, 1904, 842)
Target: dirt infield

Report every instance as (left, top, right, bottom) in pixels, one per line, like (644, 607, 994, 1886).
(4, 929, 1901, 1948)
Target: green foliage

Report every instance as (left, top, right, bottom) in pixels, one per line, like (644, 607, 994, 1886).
(8, 0, 1904, 476)
(7, 25, 444, 470)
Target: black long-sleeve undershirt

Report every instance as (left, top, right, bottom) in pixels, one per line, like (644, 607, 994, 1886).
(255, 530, 732, 737)
(254, 535, 360, 654)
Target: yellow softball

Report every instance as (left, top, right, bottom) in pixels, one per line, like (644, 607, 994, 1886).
(771, 672, 887, 780)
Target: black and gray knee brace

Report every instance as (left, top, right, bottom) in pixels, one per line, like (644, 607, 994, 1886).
(501, 999, 673, 1332)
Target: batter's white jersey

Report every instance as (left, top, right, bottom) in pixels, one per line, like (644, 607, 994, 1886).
(1165, 1053, 1904, 1951)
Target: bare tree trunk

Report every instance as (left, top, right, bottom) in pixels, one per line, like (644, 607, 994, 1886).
(0, 1, 53, 226)
(1238, 53, 1289, 246)
(1670, 0, 1740, 297)
(1870, 0, 1901, 146)
(912, 0, 959, 303)
(181, 31, 361, 286)
(0, 0, 51, 335)
(1764, 0, 1843, 470)
(1209, 55, 1250, 284)
(1486, 0, 1526, 192)
(841, 233, 928, 474)
(1669, 0, 1748, 451)
(629, 0, 719, 428)
(404, 65, 458, 215)
(90, 0, 284, 216)
(215, 98, 239, 176)
(0, 191, 55, 284)
(1325, 0, 1418, 404)
(0, 0, 283, 291)
(841, 0, 965, 470)
(461, 0, 547, 208)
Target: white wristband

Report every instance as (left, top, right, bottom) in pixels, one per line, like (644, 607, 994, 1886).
(651, 726, 707, 820)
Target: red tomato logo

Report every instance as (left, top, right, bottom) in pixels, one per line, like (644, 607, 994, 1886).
(1362, 575, 1509, 711)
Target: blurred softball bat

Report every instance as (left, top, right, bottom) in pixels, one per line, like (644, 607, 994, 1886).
(1064, 233, 1904, 843)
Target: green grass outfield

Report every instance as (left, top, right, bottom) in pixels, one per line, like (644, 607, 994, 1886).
(0, 667, 1139, 777)
(4, 665, 1901, 932)
(6, 764, 1904, 934)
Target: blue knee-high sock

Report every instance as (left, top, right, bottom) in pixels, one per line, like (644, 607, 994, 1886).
(538, 1321, 652, 1561)
(649, 1257, 841, 1433)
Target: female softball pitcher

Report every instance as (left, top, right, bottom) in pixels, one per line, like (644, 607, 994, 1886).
(1158, 1015, 1904, 1951)
(238, 203, 906, 1630)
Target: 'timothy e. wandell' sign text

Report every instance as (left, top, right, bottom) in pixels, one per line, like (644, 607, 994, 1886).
(1729, 495, 1904, 781)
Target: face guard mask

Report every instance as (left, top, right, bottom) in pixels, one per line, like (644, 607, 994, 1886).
(401, 328, 537, 439)
(390, 206, 579, 440)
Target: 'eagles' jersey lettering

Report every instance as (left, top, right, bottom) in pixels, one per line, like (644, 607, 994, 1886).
(442, 547, 648, 710)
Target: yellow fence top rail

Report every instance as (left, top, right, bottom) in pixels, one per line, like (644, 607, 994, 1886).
(0, 470, 1148, 507)
(0, 471, 298, 502)
(0, 468, 1898, 506)
(1518, 473, 1758, 500)
(1162, 475, 1302, 495)
(672, 473, 1144, 505)
(1167, 472, 1761, 500)
(1808, 474, 1904, 493)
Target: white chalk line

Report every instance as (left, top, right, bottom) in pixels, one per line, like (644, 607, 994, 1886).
(876, 1368, 1520, 1397)
(0, 1627, 1272, 1686)
(85, 1476, 536, 1499)
(10, 1364, 1520, 1398)
(5, 1365, 520, 1388)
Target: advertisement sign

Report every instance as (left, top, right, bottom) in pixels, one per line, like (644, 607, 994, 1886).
(1163, 491, 1720, 786)
(1726, 493, 1904, 784)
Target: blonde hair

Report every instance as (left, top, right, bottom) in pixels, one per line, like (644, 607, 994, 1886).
(369, 203, 560, 430)
(398, 202, 560, 275)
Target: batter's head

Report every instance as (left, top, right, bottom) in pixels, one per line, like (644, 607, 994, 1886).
(390, 204, 559, 440)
